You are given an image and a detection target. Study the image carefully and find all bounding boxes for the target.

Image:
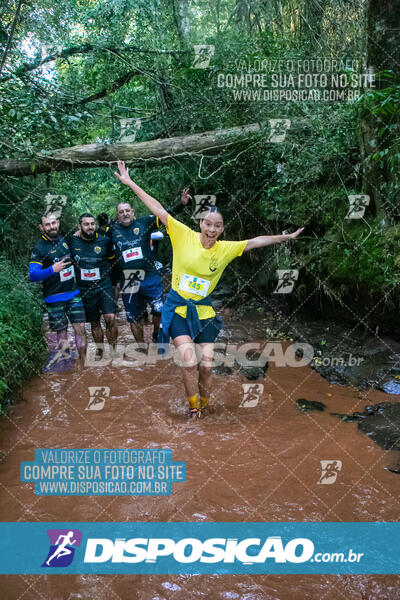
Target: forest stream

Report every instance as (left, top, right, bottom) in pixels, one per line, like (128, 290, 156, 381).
(1, 302, 399, 599)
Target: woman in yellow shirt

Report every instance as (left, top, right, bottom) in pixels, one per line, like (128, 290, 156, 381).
(114, 161, 304, 417)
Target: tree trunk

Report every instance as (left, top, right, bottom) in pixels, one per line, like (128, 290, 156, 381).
(0, 123, 263, 177)
(301, 0, 327, 49)
(360, 0, 400, 222)
(170, 0, 191, 50)
(177, 0, 191, 45)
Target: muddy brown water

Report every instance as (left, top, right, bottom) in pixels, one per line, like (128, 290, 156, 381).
(1, 310, 399, 599)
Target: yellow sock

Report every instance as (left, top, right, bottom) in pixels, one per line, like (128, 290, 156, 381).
(199, 396, 209, 408)
(188, 394, 199, 409)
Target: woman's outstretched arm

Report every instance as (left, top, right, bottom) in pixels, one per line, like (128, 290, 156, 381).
(244, 227, 304, 252)
(114, 160, 169, 226)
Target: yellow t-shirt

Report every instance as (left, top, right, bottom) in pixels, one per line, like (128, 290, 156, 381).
(167, 215, 248, 319)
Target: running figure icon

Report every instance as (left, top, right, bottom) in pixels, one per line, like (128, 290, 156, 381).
(45, 531, 77, 566)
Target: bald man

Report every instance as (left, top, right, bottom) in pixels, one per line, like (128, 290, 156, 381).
(110, 203, 164, 343)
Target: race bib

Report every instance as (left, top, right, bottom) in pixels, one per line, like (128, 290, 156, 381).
(178, 274, 210, 297)
(122, 247, 143, 262)
(80, 268, 100, 281)
(59, 265, 75, 282)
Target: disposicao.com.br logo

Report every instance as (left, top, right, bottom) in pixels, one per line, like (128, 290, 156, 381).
(1, 522, 388, 574)
(40, 532, 365, 569)
(82, 536, 363, 566)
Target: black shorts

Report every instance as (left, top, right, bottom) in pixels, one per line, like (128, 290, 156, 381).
(80, 286, 116, 323)
(170, 313, 222, 343)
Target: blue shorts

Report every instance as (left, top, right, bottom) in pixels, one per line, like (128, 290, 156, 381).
(121, 274, 164, 323)
(46, 295, 85, 332)
(170, 313, 222, 343)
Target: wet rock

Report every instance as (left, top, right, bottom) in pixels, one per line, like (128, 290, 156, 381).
(330, 412, 363, 422)
(213, 365, 233, 376)
(310, 349, 400, 391)
(311, 363, 352, 387)
(356, 403, 400, 452)
(296, 399, 326, 412)
(238, 365, 266, 380)
(222, 323, 252, 343)
(333, 403, 400, 463)
(385, 464, 400, 474)
(364, 404, 383, 415)
(236, 350, 269, 380)
(297, 317, 400, 391)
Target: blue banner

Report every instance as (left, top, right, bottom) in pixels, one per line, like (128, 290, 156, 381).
(0, 522, 399, 574)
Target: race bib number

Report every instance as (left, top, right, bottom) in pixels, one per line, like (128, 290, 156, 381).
(178, 274, 210, 297)
(122, 247, 143, 262)
(59, 265, 75, 282)
(80, 268, 100, 281)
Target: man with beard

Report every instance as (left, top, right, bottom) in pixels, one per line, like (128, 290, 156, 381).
(111, 202, 162, 343)
(68, 213, 118, 360)
(29, 214, 86, 363)
(110, 190, 191, 344)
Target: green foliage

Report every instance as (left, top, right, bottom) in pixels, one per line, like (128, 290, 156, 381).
(302, 220, 400, 299)
(0, 256, 47, 412)
(360, 70, 400, 220)
(0, 0, 398, 348)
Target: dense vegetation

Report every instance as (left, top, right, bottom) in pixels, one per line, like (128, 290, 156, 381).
(0, 0, 399, 404)
(0, 257, 47, 411)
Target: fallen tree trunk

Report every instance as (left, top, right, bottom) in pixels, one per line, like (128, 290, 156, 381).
(0, 123, 264, 177)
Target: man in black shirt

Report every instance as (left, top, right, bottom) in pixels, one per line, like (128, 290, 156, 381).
(109, 189, 191, 343)
(111, 202, 163, 343)
(29, 214, 86, 363)
(69, 213, 118, 359)
(99, 214, 122, 304)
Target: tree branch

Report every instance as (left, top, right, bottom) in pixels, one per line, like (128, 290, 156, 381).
(0, 43, 186, 82)
(67, 69, 149, 106)
(0, 0, 24, 76)
(0, 123, 263, 177)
